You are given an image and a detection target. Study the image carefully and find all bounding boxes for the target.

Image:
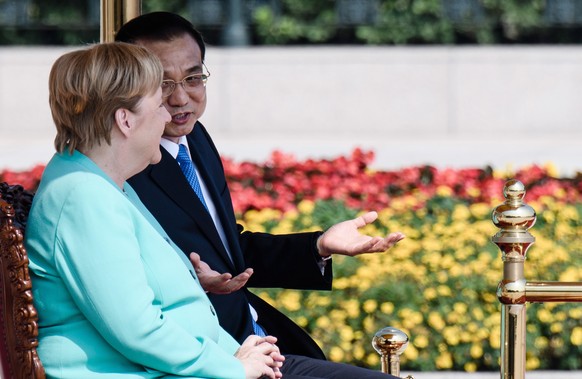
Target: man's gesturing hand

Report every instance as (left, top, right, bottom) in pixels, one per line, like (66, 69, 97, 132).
(190, 252, 253, 294)
(316, 211, 405, 258)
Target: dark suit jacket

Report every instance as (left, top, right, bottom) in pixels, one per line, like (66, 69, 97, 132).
(128, 122, 332, 359)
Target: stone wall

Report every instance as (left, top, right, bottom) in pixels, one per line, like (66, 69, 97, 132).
(1, 46, 581, 173)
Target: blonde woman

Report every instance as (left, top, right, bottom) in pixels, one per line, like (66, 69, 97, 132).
(25, 42, 283, 379)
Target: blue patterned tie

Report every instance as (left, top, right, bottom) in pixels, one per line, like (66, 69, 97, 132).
(176, 144, 208, 210)
(252, 319, 267, 337)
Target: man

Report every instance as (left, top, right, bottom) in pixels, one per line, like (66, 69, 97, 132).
(116, 12, 404, 376)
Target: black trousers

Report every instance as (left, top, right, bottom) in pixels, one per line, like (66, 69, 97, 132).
(277, 354, 400, 379)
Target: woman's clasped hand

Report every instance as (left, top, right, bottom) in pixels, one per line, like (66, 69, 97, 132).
(235, 336, 285, 379)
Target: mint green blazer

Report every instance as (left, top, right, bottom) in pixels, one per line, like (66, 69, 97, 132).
(25, 151, 244, 379)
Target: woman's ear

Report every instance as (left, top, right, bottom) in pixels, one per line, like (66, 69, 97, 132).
(114, 108, 132, 137)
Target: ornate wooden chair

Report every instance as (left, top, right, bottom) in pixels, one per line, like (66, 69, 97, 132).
(0, 183, 45, 379)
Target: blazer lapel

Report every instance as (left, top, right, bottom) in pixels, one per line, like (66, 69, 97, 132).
(186, 138, 247, 272)
(149, 148, 236, 271)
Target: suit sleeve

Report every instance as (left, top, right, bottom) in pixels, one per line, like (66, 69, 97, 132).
(53, 182, 244, 379)
(239, 227, 333, 290)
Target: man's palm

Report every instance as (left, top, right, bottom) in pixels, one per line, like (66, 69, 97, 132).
(189, 252, 253, 294)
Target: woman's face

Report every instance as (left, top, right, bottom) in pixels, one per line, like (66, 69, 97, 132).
(131, 87, 171, 166)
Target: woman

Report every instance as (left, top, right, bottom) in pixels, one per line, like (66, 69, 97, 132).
(24, 42, 283, 379)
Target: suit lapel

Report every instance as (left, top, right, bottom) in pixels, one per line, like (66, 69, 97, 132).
(149, 148, 236, 271)
(186, 136, 247, 272)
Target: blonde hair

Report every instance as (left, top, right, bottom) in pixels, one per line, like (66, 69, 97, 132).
(49, 42, 163, 154)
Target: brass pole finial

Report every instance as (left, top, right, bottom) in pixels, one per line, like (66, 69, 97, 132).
(372, 326, 411, 377)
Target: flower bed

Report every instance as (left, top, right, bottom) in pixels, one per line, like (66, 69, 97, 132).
(2, 149, 581, 372)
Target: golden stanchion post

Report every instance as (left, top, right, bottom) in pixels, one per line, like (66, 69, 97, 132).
(492, 179, 536, 379)
(100, 0, 141, 43)
(492, 179, 582, 378)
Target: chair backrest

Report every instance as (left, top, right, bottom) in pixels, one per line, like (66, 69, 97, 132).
(0, 183, 45, 379)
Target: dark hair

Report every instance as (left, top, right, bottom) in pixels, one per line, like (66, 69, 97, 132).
(115, 11, 206, 61)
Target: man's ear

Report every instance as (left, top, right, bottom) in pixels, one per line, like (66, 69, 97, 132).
(114, 108, 132, 137)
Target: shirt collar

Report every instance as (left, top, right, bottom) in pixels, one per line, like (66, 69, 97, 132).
(160, 136, 189, 159)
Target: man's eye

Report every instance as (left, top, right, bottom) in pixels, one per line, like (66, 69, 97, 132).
(185, 76, 201, 84)
(161, 81, 173, 88)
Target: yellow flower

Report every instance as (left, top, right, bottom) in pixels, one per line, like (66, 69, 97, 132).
(363, 315, 376, 333)
(435, 351, 453, 369)
(283, 209, 299, 220)
(550, 336, 564, 349)
(557, 204, 578, 222)
(452, 205, 471, 221)
(414, 334, 429, 349)
(466, 186, 481, 198)
(525, 356, 540, 370)
(569, 307, 582, 319)
(424, 287, 437, 301)
(493, 165, 513, 179)
(537, 308, 553, 323)
(296, 316, 308, 327)
(453, 302, 468, 315)
(380, 302, 394, 315)
(328, 346, 344, 362)
(399, 308, 423, 330)
(428, 311, 446, 331)
(278, 291, 301, 311)
(437, 284, 452, 297)
(329, 309, 347, 323)
(436, 185, 453, 197)
(559, 267, 582, 282)
(554, 310, 567, 321)
(470, 343, 483, 359)
(482, 292, 497, 304)
(363, 299, 378, 313)
(271, 218, 294, 234)
(544, 162, 559, 178)
(464, 362, 477, 372)
(342, 299, 360, 318)
(353, 344, 365, 360)
(489, 325, 501, 349)
(443, 326, 460, 346)
(403, 343, 419, 360)
(366, 353, 380, 367)
(339, 325, 354, 342)
(389, 198, 407, 212)
(309, 294, 332, 307)
(333, 277, 350, 290)
(571, 326, 582, 346)
(297, 200, 315, 214)
(471, 307, 485, 321)
(534, 336, 548, 349)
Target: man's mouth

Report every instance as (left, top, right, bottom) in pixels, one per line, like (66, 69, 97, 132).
(171, 112, 192, 125)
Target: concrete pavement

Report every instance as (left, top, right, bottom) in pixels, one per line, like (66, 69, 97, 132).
(399, 371, 578, 378)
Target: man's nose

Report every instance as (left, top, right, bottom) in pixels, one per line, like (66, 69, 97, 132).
(166, 83, 190, 107)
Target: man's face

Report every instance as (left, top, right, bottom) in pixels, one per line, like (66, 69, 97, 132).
(136, 34, 207, 143)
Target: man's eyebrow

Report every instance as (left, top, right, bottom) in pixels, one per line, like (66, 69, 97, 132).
(185, 65, 204, 74)
(162, 65, 203, 78)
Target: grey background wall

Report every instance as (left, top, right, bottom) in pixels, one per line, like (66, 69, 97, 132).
(1, 46, 580, 174)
